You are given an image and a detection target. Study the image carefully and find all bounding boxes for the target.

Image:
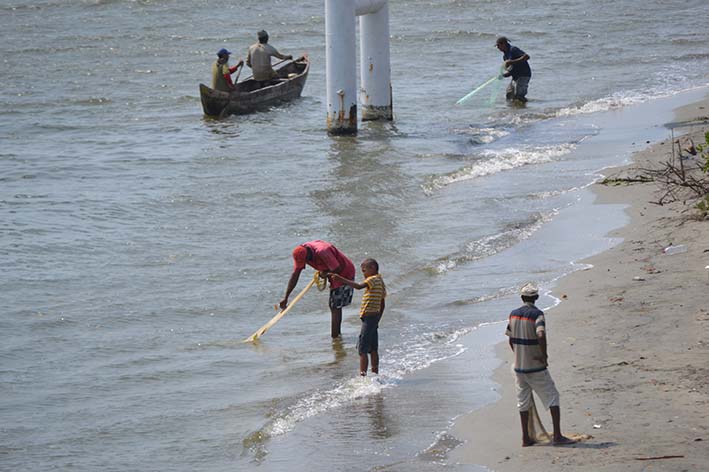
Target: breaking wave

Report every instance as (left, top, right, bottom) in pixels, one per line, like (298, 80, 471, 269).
(242, 324, 478, 457)
(424, 211, 555, 275)
(422, 143, 576, 194)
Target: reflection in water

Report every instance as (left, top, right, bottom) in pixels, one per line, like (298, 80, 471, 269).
(365, 393, 392, 440)
(361, 120, 403, 139)
(330, 337, 348, 365)
(241, 429, 269, 465)
(311, 130, 412, 266)
(202, 116, 240, 138)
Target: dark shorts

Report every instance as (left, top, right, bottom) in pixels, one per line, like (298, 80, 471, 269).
(329, 285, 353, 310)
(506, 76, 530, 100)
(357, 314, 381, 355)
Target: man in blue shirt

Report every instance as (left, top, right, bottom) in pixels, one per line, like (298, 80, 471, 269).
(496, 36, 531, 102)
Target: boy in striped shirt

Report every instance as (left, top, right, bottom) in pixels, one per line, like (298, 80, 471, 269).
(506, 283, 575, 446)
(329, 258, 386, 376)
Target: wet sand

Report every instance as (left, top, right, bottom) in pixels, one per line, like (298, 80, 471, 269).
(451, 95, 709, 471)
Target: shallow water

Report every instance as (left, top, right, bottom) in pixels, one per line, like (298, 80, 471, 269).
(1, 1, 708, 470)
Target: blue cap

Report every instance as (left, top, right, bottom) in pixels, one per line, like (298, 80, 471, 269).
(217, 48, 231, 57)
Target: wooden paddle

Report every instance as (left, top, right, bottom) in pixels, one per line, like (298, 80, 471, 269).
(216, 62, 245, 119)
(238, 55, 303, 82)
(242, 278, 317, 343)
(233, 61, 243, 84)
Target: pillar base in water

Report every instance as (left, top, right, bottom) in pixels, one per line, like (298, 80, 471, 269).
(361, 104, 393, 121)
(327, 127, 358, 136)
(327, 105, 358, 136)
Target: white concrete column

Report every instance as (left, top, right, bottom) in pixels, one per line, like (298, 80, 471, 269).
(325, 0, 357, 135)
(359, 2, 393, 121)
(354, 0, 387, 15)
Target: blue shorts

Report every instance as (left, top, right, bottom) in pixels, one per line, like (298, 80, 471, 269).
(357, 314, 381, 354)
(329, 285, 353, 310)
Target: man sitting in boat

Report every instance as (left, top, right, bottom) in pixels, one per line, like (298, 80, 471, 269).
(211, 48, 244, 92)
(246, 30, 292, 88)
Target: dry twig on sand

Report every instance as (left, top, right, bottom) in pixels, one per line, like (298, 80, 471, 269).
(638, 130, 709, 210)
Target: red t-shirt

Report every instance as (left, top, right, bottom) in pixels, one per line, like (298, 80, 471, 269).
(295, 240, 355, 289)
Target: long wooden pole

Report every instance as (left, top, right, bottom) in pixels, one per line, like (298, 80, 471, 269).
(243, 278, 316, 343)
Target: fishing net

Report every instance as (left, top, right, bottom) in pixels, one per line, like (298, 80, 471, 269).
(484, 67, 505, 107)
(527, 396, 552, 443)
(315, 272, 328, 291)
(527, 395, 593, 444)
(456, 66, 505, 108)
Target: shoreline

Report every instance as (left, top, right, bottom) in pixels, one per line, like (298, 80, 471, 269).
(450, 94, 709, 471)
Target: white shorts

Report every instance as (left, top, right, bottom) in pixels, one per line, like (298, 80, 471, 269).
(513, 368, 560, 412)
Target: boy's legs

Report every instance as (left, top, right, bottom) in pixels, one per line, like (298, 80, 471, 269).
(358, 316, 370, 375)
(370, 315, 381, 374)
(358, 315, 380, 376)
(370, 351, 379, 374)
(359, 353, 368, 376)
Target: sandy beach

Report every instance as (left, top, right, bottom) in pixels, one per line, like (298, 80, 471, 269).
(452, 95, 709, 471)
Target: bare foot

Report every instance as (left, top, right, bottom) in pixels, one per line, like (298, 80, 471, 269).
(522, 439, 537, 447)
(552, 436, 576, 446)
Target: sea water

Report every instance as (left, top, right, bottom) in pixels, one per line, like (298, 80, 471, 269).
(1, 0, 708, 471)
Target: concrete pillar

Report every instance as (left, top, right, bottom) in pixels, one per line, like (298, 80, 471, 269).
(359, 2, 393, 121)
(325, 0, 357, 135)
(354, 0, 387, 15)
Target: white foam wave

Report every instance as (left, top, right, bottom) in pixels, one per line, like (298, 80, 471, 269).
(423, 143, 576, 194)
(260, 326, 474, 438)
(555, 83, 708, 118)
(447, 285, 523, 307)
(417, 430, 464, 463)
(430, 211, 556, 274)
(452, 126, 511, 145)
(556, 95, 641, 117)
(267, 376, 385, 437)
(381, 327, 470, 381)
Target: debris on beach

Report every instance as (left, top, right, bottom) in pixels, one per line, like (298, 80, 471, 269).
(641, 264, 661, 274)
(663, 244, 687, 255)
(634, 455, 684, 461)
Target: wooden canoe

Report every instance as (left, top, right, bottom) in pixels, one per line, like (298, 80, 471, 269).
(199, 55, 309, 118)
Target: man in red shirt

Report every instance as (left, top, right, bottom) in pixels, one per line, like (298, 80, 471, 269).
(211, 48, 243, 92)
(280, 240, 355, 338)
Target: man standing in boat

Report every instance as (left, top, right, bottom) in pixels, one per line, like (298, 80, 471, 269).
(246, 30, 292, 88)
(211, 48, 243, 92)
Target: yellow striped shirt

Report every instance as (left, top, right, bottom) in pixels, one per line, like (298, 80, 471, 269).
(360, 274, 386, 317)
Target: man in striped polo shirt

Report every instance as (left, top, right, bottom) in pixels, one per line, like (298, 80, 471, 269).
(506, 283, 575, 447)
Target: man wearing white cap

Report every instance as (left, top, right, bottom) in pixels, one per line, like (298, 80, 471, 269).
(506, 283, 575, 446)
